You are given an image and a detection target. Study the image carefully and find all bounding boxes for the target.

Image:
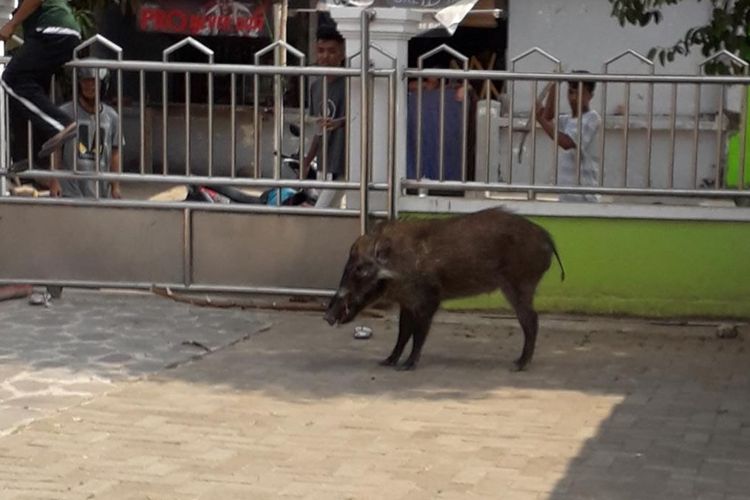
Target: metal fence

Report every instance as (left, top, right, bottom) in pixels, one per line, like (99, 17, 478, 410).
(1, 11, 749, 295)
(0, 11, 394, 231)
(0, 10, 391, 295)
(403, 47, 750, 205)
(2, 32, 750, 211)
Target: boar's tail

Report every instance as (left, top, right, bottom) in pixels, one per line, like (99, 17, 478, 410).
(547, 235, 566, 282)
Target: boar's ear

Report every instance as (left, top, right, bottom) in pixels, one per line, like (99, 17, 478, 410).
(373, 236, 392, 265)
(368, 220, 387, 237)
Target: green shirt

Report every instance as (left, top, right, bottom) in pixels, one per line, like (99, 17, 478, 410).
(19, 0, 80, 35)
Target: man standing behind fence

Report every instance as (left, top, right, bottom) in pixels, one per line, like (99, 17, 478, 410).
(0, 0, 80, 165)
(302, 24, 347, 208)
(26, 67, 122, 306)
(535, 71, 601, 202)
(52, 67, 122, 199)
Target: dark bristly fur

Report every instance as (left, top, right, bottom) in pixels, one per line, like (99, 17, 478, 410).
(325, 208, 565, 371)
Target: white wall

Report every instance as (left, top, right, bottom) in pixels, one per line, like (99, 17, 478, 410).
(507, 0, 717, 115)
(0, 0, 13, 18)
(482, 120, 720, 190)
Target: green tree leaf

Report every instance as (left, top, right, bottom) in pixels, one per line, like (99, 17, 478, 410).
(608, 0, 750, 74)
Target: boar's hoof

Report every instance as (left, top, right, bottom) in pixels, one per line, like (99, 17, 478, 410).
(379, 356, 399, 367)
(397, 361, 418, 371)
(512, 358, 530, 372)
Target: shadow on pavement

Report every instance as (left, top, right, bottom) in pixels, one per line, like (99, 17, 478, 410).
(1, 290, 748, 498)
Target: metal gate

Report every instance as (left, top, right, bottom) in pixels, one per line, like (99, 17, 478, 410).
(2, 8, 749, 296)
(0, 11, 392, 297)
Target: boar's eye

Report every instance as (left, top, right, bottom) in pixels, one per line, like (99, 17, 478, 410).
(355, 264, 374, 279)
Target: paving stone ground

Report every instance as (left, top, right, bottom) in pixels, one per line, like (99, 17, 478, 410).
(0, 290, 748, 500)
(0, 289, 269, 437)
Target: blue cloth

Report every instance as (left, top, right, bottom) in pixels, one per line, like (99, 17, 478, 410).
(407, 88, 464, 181)
(265, 188, 298, 206)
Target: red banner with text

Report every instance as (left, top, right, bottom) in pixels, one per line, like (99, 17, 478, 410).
(138, 0, 272, 38)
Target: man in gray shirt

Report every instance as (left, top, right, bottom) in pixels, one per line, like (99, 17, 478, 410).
(51, 66, 122, 199)
(303, 24, 346, 208)
(29, 66, 122, 306)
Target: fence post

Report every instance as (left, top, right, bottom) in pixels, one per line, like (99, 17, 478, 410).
(359, 9, 373, 235)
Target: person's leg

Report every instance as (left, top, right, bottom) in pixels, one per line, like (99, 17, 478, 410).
(1, 35, 79, 159)
(313, 172, 345, 208)
(313, 188, 345, 208)
(7, 98, 54, 171)
(8, 97, 31, 165)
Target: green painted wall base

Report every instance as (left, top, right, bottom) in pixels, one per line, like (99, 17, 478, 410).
(400, 212, 750, 319)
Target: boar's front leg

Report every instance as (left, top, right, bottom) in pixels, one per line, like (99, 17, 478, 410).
(398, 297, 440, 371)
(379, 308, 414, 367)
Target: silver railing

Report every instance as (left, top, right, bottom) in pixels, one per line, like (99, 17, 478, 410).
(0, 10, 397, 297)
(403, 48, 750, 204)
(0, 55, 381, 213)
(2, 34, 749, 214)
(0, 11, 395, 228)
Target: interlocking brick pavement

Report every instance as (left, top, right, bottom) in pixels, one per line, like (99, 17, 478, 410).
(0, 290, 269, 437)
(0, 291, 748, 499)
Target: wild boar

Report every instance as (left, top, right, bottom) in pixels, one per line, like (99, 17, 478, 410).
(324, 207, 565, 371)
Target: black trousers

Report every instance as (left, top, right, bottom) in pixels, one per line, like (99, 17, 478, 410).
(2, 33, 78, 161)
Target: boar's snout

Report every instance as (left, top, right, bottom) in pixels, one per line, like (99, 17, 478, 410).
(323, 306, 338, 326)
(324, 292, 349, 326)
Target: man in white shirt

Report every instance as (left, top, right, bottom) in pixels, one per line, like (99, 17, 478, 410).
(535, 71, 601, 202)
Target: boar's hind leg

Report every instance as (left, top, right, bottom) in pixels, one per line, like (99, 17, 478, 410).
(399, 298, 440, 371)
(515, 304, 539, 371)
(380, 308, 414, 366)
(502, 282, 540, 371)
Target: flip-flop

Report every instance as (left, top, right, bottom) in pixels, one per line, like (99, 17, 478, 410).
(353, 325, 373, 339)
(28, 291, 51, 307)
